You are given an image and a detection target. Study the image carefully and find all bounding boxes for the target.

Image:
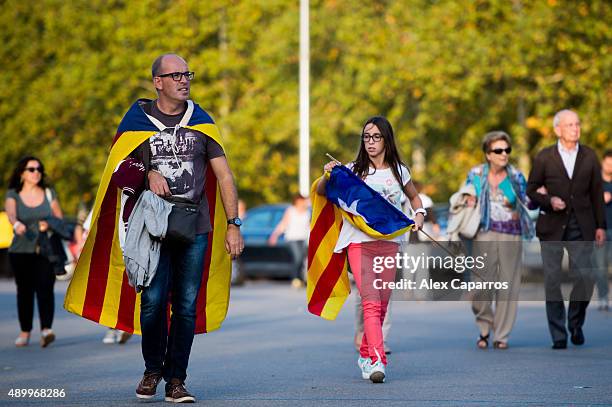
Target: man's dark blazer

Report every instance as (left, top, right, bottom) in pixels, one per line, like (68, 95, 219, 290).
(527, 143, 606, 241)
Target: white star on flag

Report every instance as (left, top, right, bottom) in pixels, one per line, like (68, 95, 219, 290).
(337, 198, 369, 223)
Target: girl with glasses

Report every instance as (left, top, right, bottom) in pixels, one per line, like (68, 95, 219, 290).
(316, 116, 425, 383)
(5, 156, 64, 348)
(463, 131, 535, 350)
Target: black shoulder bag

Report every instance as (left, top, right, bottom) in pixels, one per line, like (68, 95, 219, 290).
(142, 141, 199, 244)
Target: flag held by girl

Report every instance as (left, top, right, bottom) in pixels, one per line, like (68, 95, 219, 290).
(307, 165, 415, 320)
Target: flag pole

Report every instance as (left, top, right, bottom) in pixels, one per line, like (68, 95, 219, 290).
(325, 153, 341, 165)
(417, 229, 456, 258)
(417, 229, 485, 282)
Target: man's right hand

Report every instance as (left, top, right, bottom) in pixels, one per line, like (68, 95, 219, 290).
(550, 196, 566, 211)
(148, 170, 171, 197)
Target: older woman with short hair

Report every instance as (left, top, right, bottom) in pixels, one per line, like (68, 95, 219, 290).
(464, 131, 535, 349)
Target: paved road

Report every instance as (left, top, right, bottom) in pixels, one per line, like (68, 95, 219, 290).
(0, 279, 611, 406)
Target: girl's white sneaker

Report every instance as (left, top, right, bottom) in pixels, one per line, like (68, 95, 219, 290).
(357, 357, 372, 380)
(369, 360, 386, 383)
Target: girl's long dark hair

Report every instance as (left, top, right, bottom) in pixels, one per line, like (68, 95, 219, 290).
(8, 156, 47, 192)
(352, 116, 408, 186)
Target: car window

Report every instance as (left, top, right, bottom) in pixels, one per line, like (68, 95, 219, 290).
(243, 207, 288, 229)
(243, 211, 273, 228)
(271, 210, 285, 226)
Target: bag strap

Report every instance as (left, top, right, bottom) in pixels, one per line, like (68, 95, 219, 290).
(143, 100, 194, 131)
(45, 188, 53, 204)
(507, 179, 531, 212)
(44, 188, 54, 238)
(143, 141, 151, 190)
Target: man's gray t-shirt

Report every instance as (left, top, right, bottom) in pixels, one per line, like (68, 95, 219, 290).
(139, 100, 224, 234)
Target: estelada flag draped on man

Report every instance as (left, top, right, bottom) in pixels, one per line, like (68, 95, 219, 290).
(307, 165, 415, 320)
(64, 100, 231, 335)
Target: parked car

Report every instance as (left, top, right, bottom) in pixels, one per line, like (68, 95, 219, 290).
(237, 203, 298, 279)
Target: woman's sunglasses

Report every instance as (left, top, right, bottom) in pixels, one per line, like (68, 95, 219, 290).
(24, 166, 43, 173)
(489, 147, 512, 155)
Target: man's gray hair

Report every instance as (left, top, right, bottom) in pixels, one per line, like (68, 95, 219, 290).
(553, 109, 577, 128)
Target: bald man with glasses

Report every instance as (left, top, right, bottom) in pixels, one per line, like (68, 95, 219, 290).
(128, 54, 243, 402)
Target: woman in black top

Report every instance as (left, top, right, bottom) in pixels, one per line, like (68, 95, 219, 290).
(5, 156, 63, 347)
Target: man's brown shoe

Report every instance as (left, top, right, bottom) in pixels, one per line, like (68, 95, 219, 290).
(135, 372, 162, 399)
(165, 380, 195, 403)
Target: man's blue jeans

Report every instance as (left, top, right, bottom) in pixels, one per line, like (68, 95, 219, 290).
(140, 233, 208, 382)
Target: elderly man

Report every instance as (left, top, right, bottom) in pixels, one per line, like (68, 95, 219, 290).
(527, 109, 606, 349)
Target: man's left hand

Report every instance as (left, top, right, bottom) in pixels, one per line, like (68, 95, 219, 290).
(225, 225, 244, 259)
(595, 228, 606, 247)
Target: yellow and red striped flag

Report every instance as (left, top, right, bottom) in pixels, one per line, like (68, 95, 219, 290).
(64, 100, 231, 334)
(306, 178, 350, 320)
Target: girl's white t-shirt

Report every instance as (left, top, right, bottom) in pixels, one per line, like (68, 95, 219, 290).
(333, 163, 411, 253)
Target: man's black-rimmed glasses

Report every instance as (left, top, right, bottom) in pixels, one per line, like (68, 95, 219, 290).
(157, 71, 195, 81)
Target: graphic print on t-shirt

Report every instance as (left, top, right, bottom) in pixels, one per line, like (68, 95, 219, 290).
(489, 189, 514, 222)
(369, 180, 403, 209)
(366, 169, 409, 210)
(149, 128, 201, 201)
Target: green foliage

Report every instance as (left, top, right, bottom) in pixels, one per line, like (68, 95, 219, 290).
(1, 0, 610, 213)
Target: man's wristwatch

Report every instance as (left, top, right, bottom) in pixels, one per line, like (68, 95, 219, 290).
(414, 208, 427, 217)
(227, 217, 243, 227)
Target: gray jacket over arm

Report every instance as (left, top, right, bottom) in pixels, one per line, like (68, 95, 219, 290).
(123, 190, 173, 292)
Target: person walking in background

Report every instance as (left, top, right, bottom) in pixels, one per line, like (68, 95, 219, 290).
(238, 199, 247, 220)
(268, 194, 310, 288)
(316, 116, 424, 383)
(527, 109, 606, 349)
(5, 156, 63, 348)
(593, 150, 612, 311)
(408, 181, 440, 242)
(463, 131, 535, 350)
